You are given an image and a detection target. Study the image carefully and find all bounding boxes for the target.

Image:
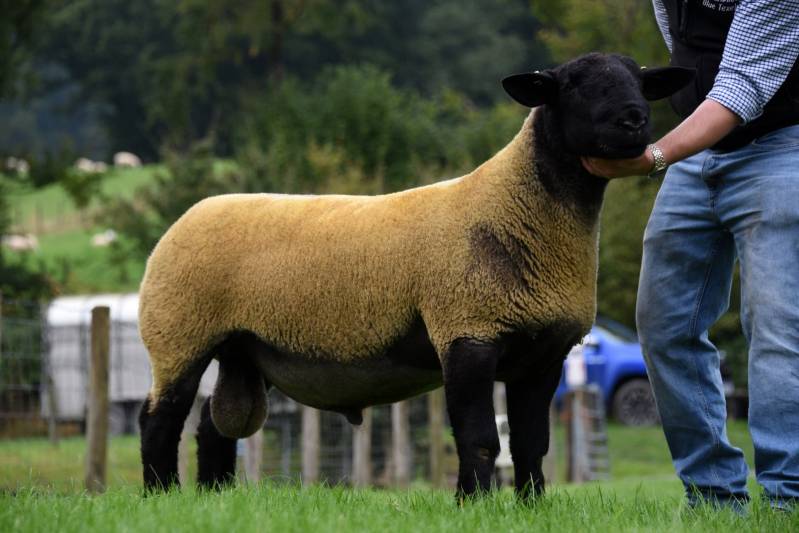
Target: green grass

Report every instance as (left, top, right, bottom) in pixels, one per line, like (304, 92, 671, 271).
(2, 480, 796, 533)
(0, 435, 144, 492)
(0, 422, 757, 492)
(4, 421, 793, 532)
(3, 161, 241, 294)
(4, 166, 161, 231)
(4, 229, 145, 293)
(3, 166, 158, 293)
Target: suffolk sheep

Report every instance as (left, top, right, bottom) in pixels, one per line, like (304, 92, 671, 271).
(138, 53, 693, 499)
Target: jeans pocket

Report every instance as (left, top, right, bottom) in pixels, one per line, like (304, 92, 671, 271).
(751, 125, 799, 149)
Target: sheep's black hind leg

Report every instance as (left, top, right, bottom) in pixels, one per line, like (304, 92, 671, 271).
(505, 358, 565, 501)
(444, 338, 501, 500)
(139, 361, 207, 492)
(197, 396, 237, 489)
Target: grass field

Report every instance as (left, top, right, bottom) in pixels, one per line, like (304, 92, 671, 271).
(4, 166, 160, 231)
(2, 162, 246, 293)
(5, 481, 797, 533)
(3, 166, 158, 293)
(2, 422, 743, 492)
(2, 420, 794, 532)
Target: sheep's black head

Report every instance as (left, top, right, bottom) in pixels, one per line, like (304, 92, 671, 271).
(503, 53, 694, 159)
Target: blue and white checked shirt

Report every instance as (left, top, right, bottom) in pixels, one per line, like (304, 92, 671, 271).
(652, 0, 799, 123)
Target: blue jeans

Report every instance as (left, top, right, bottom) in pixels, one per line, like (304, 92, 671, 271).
(636, 124, 799, 505)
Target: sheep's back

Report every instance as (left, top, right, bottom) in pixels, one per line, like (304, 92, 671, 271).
(138, 188, 449, 368)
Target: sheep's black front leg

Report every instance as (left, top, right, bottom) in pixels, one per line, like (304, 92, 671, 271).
(505, 358, 564, 501)
(444, 338, 501, 500)
(196, 396, 237, 489)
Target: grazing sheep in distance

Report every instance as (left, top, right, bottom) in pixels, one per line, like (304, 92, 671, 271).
(91, 229, 118, 247)
(113, 151, 142, 168)
(75, 157, 108, 174)
(2, 234, 39, 251)
(138, 53, 694, 499)
(4, 157, 30, 174)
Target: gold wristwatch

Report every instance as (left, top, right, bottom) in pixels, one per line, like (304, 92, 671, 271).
(648, 144, 667, 177)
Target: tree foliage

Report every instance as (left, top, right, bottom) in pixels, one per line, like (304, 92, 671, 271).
(9, 0, 545, 160)
(0, 0, 56, 305)
(532, 0, 667, 66)
(0, 0, 50, 96)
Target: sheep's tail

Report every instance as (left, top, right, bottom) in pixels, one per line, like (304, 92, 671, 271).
(210, 349, 268, 439)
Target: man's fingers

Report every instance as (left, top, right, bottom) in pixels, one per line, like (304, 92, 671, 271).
(581, 156, 596, 175)
(581, 157, 606, 178)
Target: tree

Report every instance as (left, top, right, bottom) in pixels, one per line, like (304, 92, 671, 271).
(25, 0, 546, 158)
(0, 0, 50, 96)
(532, 0, 667, 66)
(0, 0, 56, 304)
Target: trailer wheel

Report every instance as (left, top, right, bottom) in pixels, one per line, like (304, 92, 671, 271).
(612, 378, 659, 426)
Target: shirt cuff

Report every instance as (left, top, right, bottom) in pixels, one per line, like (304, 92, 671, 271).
(707, 74, 763, 124)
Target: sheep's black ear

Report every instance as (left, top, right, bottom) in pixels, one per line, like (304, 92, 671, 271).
(502, 71, 558, 108)
(640, 66, 696, 101)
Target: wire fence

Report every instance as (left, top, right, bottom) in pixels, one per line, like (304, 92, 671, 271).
(0, 296, 458, 490)
(0, 310, 48, 437)
(1, 295, 603, 492)
(255, 394, 441, 485)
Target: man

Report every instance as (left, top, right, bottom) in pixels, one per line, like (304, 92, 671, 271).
(582, 0, 799, 509)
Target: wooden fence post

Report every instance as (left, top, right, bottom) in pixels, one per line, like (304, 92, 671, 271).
(178, 396, 203, 485)
(352, 408, 372, 486)
(35, 299, 60, 446)
(542, 402, 557, 484)
(301, 405, 320, 484)
(85, 306, 110, 493)
(493, 382, 506, 416)
(428, 389, 445, 487)
(244, 429, 264, 483)
(45, 370, 60, 446)
(392, 401, 411, 487)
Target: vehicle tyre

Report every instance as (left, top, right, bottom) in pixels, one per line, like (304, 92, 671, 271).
(612, 378, 659, 426)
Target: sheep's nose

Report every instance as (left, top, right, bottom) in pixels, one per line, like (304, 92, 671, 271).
(618, 108, 649, 132)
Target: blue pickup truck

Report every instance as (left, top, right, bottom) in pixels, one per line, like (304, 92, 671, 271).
(554, 317, 659, 426)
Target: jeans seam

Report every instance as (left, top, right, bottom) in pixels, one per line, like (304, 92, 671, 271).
(687, 233, 724, 488)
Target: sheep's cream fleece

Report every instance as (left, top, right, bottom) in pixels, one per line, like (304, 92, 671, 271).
(139, 110, 598, 403)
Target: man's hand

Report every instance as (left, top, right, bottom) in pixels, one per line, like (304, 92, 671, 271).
(581, 150, 655, 179)
(582, 99, 741, 179)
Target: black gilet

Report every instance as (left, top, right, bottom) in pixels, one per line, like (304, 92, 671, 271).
(663, 0, 799, 151)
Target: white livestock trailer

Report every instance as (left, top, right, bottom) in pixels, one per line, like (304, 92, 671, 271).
(42, 294, 217, 434)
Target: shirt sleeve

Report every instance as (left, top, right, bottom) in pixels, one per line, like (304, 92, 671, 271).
(651, 0, 673, 53)
(707, 0, 799, 123)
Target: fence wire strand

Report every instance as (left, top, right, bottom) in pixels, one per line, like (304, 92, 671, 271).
(0, 297, 461, 490)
